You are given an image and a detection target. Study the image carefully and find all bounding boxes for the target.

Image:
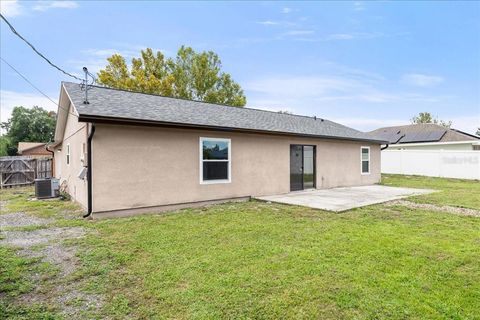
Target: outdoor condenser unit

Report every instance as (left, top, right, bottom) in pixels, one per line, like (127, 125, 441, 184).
(35, 178, 60, 199)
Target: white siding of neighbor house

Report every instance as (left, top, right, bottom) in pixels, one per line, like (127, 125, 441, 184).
(382, 149, 480, 180)
(388, 142, 477, 151)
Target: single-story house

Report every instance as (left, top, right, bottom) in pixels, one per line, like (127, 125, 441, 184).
(52, 82, 386, 217)
(369, 123, 480, 151)
(17, 142, 52, 158)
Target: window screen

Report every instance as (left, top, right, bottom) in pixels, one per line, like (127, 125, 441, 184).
(361, 147, 370, 174)
(66, 144, 70, 165)
(201, 138, 230, 182)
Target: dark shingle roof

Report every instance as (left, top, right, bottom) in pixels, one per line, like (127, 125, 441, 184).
(369, 123, 480, 144)
(63, 82, 385, 143)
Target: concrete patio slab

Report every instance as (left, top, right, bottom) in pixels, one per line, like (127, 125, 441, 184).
(255, 185, 435, 212)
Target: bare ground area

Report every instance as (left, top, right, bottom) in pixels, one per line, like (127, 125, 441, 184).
(0, 211, 52, 228)
(385, 200, 480, 217)
(0, 211, 104, 319)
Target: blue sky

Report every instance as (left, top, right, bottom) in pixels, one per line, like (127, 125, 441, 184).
(1, 0, 479, 133)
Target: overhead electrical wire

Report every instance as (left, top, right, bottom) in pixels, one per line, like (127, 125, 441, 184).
(0, 13, 84, 82)
(0, 57, 79, 118)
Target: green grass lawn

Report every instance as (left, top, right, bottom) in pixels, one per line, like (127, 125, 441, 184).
(381, 174, 480, 209)
(1, 175, 479, 319)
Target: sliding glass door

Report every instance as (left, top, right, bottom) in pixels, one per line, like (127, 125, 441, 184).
(290, 145, 316, 191)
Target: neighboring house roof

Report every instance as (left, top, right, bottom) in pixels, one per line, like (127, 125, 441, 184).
(59, 82, 386, 144)
(369, 123, 480, 144)
(17, 142, 46, 154)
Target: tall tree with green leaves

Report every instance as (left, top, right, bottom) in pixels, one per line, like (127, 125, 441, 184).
(1, 106, 56, 155)
(476, 127, 480, 136)
(0, 136, 10, 157)
(411, 112, 452, 128)
(98, 46, 246, 107)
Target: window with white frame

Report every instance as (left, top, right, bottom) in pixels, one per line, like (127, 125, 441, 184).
(361, 146, 370, 174)
(80, 143, 86, 164)
(66, 144, 70, 165)
(200, 137, 231, 183)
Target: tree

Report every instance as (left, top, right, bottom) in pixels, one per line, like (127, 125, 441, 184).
(0, 136, 10, 157)
(476, 128, 480, 136)
(1, 106, 56, 155)
(411, 112, 452, 128)
(98, 46, 246, 107)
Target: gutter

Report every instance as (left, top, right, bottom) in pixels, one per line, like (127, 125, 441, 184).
(45, 143, 55, 157)
(83, 124, 96, 218)
(45, 143, 55, 177)
(78, 114, 388, 145)
(381, 144, 389, 151)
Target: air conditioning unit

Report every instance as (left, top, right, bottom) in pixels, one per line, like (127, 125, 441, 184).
(35, 178, 60, 199)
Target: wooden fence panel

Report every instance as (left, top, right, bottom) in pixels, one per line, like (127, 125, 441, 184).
(36, 158, 52, 179)
(0, 156, 52, 188)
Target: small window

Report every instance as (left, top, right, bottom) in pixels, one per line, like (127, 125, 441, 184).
(66, 144, 70, 165)
(200, 137, 231, 184)
(80, 143, 86, 162)
(361, 146, 370, 174)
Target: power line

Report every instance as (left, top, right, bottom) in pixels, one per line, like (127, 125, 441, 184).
(62, 125, 87, 143)
(0, 57, 78, 118)
(0, 13, 83, 82)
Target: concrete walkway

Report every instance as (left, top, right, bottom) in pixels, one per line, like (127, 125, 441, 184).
(255, 185, 435, 212)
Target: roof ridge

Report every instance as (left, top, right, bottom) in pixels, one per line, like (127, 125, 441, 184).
(62, 81, 332, 124)
(370, 123, 453, 132)
(61, 81, 384, 143)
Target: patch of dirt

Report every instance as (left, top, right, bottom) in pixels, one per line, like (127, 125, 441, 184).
(0, 212, 52, 228)
(0, 227, 85, 247)
(22, 244, 79, 276)
(57, 289, 104, 319)
(1, 218, 104, 318)
(386, 200, 480, 217)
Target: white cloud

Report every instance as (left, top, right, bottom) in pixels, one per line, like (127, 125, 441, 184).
(448, 115, 480, 135)
(244, 75, 422, 105)
(256, 20, 298, 28)
(33, 1, 78, 12)
(294, 32, 385, 42)
(257, 20, 279, 26)
(0, 0, 23, 17)
(0, 90, 58, 124)
(326, 33, 355, 40)
(401, 73, 444, 87)
(243, 72, 461, 133)
(353, 2, 365, 11)
(282, 30, 315, 36)
(333, 115, 480, 134)
(246, 75, 445, 107)
(282, 7, 292, 14)
(67, 58, 107, 75)
(245, 76, 357, 98)
(0, 0, 78, 17)
(68, 45, 166, 75)
(331, 117, 407, 131)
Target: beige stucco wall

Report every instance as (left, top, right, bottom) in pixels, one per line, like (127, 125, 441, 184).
(91, 124, 381, 213)
(54, 105, 88, 209)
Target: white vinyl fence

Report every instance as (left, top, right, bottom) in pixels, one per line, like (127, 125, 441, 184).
(382, 150, 480, 180)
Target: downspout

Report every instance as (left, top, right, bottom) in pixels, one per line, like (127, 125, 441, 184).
(45, 143, 55, 177)
(381, 144, 389, 151)
(83, 124, 96, 218)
